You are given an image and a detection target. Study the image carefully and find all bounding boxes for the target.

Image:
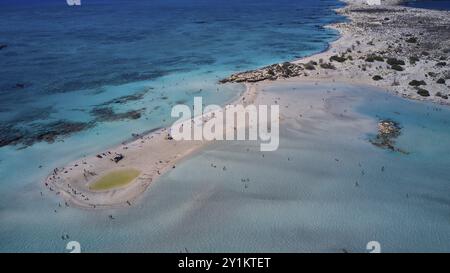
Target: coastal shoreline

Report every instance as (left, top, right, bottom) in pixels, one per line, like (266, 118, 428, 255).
(222, 0, 449, 105)
(44, 0, 450, 210)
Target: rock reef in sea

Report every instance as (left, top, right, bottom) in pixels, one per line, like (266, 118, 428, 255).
(370, 119, 407, 154)
(32, 120, 94, 144)
(220, 62, 306, 83)
(90, 107, 145, 122)
(99, 88, 153, 106)
(0, 120, 94, 148)
(47, 71, 167, 94)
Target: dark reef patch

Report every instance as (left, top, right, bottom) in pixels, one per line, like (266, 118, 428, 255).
(370, 119, 408, 154)
(0, 125, 24, 148)
(0, 104, 147, 149)
(91, 107, 145, 122)
(100, 88, 153, 106)
(8, 106, 56, 124)
(47, 71, 169, 94)
(31, 120, 93, 144)
(0, 120, 94, 148)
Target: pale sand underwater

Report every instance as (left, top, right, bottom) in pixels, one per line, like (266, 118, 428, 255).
(4, 81, 448, 252)
(140, 81, 449, 252)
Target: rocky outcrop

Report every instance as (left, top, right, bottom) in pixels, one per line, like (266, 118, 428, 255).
(370, 119, 407, 153)
(416, 88, 430, 97)
(221, 3, 450, 104)
(220, 62, 305, 83)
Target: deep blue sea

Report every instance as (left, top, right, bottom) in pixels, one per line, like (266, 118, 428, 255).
(404, 0, 450, 10)
(0, 0, 347, 252)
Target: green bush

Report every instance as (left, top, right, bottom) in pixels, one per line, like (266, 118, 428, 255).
(409, 80, 427, 86)
(409, 56, 420, 65)
(391, 64, 404, 71)
(405, 37, 417, 43)
(329, 55, 347, 63)
(366, 54, 384, 62)
(387, 58, 405, 66)
(416, 88, 430, 97)
(320, 63, 336, 69)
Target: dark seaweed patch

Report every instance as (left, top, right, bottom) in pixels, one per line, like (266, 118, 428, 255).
(100, 88, 153, 106)
(47, 71, 168, 93)
(370, 119, 407, 154)
(0, 120, 94, 148)
(91, 107, 145, 122)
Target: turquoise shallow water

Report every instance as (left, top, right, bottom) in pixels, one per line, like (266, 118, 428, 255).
(1, 82, 449, 252)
